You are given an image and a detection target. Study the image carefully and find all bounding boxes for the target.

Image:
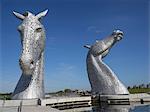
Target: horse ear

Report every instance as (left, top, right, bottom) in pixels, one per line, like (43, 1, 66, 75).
(36, 9, 48, 19)
(13, 11, 25, 20)
(84, 45, 91, 49)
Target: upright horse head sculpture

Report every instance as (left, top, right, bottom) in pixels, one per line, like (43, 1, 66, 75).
(84, 30, 129, 95)
(12, 10, 48, 99)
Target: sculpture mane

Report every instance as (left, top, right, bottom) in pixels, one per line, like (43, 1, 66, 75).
(84, 30, 129, 95)
(12, 10, 48, 99)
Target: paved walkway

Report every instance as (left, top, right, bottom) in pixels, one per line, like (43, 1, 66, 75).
(0, 106, 61, 112)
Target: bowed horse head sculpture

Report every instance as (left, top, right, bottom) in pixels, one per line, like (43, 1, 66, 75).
(12, 10, 48, 99)
(84, 30, 129, 95)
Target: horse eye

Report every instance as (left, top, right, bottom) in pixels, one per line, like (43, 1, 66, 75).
(18, 28, 21, 32)
(36, 28, 42, 32)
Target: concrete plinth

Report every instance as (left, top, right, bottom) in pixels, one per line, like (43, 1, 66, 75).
(92, 93, 150, 106)
(0, 106, 60, 112)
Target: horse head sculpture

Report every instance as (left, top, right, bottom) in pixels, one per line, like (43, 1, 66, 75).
(12, 10, 48, 99)
(84, 30, 129, 95)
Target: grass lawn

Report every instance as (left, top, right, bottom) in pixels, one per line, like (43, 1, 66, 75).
(0, 88, 150, 100)
(128, 88, 150, 94)
(0, 93, 11, 100)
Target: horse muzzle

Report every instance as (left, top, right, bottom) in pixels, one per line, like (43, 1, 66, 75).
(112, 29, 124, 41)
(19, 57, 35, 75)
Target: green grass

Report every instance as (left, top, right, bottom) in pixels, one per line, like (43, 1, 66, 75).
(0, 88, 150, 100)
(128, 88, 150, 94)
(0, 93, 11, 100)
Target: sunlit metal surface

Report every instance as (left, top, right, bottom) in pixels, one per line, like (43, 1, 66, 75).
(12, 10, 48, 99)
(84, 30, 129, 95)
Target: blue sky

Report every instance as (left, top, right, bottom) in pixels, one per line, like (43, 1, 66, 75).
(0, 0, 149, 93)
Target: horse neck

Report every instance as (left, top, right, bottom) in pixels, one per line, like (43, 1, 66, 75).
(12, 52, 44, 99)
(87, 35, 116, 76)
(87, 53, 117, 81)
(32, 52, 44, 82)
(26, 51, 44, 97)
(87, 52, 129, 95)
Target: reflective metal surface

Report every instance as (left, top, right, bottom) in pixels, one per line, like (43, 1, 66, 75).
(12, 10, 48, 99)
(84, 30, 129, 95)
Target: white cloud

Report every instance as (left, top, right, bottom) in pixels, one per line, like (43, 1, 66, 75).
(56, 63, 75, 71)
(87, 26, 96, 31)
(87, 26, 102, 35)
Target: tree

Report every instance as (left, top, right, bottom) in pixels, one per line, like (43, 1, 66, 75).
(133, 85, 137, 89)
(64, 89, 72, 93)
(146, 83, 150, 88)
(127, 86, 131, 89)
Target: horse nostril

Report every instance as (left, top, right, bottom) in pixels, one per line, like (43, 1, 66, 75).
(19, 59, 22, 64)
(30, 60, 34, 65)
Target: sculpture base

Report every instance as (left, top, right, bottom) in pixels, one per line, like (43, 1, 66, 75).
(91, 93, 150, 106)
